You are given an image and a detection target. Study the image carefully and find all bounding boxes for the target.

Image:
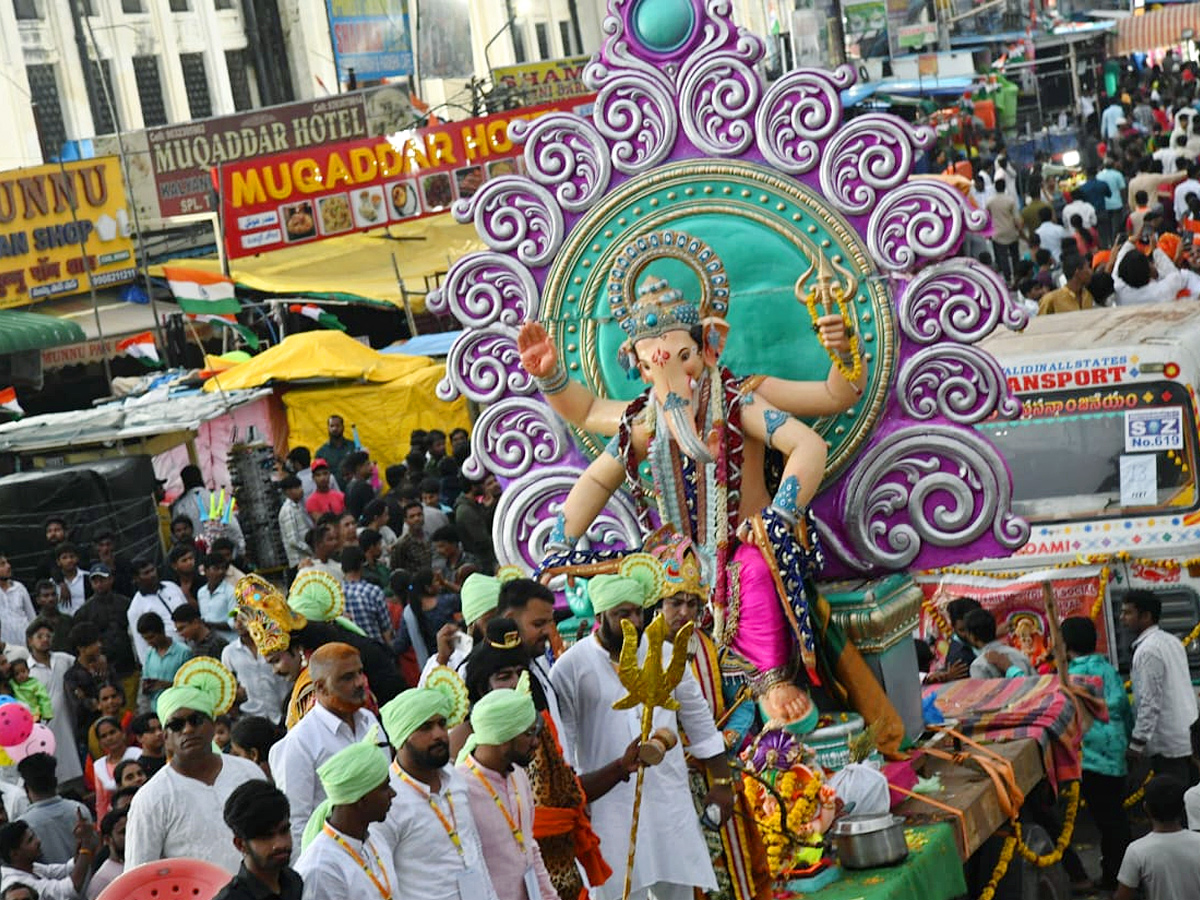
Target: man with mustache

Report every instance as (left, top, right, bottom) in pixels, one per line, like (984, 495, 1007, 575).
(215, 781, 303, 900)
(377, 687, 499, 900)
(274, 643, 386, 859)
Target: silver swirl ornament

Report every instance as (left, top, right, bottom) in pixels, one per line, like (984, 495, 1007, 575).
(677, 4, 764, 157)
(436, 324, 534, 405)
(452, 176, 564, 267)
(511, 113, 613, 213)
(463, 397, 571, 480)
(899, 259, 1029, 344)
(897, 344, 1022, 424)
(493, 465, 642, 570)
(842, 425, 1030, 569)
(427, 252, 540, 328)
(868, 180, 989, 272)
(755, 65, 856, 174)
(585, 16, 679, 175)
(819, 114, 935, 217)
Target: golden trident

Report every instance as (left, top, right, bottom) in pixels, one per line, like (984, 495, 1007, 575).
(794, 253, 863, 384)
(612, 613, 695, 900)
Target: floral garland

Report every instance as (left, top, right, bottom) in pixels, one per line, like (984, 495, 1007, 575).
(920, 592, 954, 639)
(977, 834, 1017, 900)
(1124, 771, 1152, 810)
(802, 286, 863, 383)
(978, 781, 1080, 900)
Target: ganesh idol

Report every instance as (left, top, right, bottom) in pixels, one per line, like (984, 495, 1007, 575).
(519, 233, 903, 755)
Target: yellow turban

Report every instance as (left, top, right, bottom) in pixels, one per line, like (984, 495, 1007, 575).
(301, 725, 390, 850)
(381, 688, 451, 748)
(460, 574, 501, 626)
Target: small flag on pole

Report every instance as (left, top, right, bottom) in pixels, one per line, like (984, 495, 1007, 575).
(289, 303, 346, 331)
(163, 266, 259, 349)
(116, 331, 161, 366)
(0, 387, 23, 419)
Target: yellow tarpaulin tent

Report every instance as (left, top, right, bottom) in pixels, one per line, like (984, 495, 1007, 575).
(151, 215, 484, 313)
(283, 364, 471, 472)
(202, 331, 431, 392)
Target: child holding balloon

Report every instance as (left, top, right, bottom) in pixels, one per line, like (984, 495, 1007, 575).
(8, 658, 53, 723)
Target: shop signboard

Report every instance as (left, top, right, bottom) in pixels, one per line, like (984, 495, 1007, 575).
(898, 22, 939, 49)
(219, 96, 594, 261)
(326, 0, 414, 81)
(492, 56, 592, 106)
(0, 158, 137, 309)
(97, 85, 416, 222)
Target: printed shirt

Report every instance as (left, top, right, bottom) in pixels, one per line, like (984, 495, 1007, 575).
(1068, 653, 1132, 777)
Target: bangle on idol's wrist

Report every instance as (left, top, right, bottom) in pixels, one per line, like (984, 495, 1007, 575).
(535, 362, 570, 396)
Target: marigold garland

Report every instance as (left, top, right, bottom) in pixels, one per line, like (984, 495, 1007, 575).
(803, 287, 863, 384)
(1124, 771, 1152, 810)
(977, 834, 1018, 900)
(1013, 781, 1080, 866)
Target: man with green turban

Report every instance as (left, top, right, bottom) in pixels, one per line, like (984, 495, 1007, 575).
(417, 572, 502, 688)
(125, 668, 267, 875)
(458, 687, 561, 900)
(294, 726, 398, 897)
(376, 689, 499, 900)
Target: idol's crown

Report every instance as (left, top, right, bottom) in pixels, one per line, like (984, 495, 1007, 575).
(619, 277, 701, 343)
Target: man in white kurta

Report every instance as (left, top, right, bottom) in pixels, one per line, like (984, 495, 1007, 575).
(550, 576, 730, 900)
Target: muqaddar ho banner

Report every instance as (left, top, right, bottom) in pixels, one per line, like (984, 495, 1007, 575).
(492, 56, 592, 106)
(0, 158, 137, 309)
(219, 96, 594, 260)
(914, 565, 1113, 670)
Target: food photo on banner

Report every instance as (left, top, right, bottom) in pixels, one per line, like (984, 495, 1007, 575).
(218, 96, 595, 260)
(915, 564, 1114, 670)
(0, 158, 137, 307)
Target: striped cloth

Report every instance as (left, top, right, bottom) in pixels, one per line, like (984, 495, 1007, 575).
(924, 675, 1105, 789)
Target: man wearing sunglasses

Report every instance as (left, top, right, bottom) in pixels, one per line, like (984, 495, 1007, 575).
(124, 680, 267, 875)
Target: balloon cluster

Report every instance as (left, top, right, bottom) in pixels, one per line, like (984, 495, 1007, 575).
(0, 696, 56, 766)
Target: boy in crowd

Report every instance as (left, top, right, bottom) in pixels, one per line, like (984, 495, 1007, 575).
(964, 608, 1034, 679)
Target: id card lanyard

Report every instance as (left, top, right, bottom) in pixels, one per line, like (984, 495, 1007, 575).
(466, 759, 526, 853)
(395, 761, 466, 861)
(322, 823, 392, 899)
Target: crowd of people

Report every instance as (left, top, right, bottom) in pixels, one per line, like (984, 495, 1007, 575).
(949, 55, 1200, 318)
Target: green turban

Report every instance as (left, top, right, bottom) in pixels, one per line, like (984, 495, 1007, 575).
(287, 569, 366, 636)
(458, 687, 537, 763)
(381, 688, 451, 748)
(460, 574, 501, 626)
(156, 684, 216, 725)
(589, 574, 652, 613)
(302, 725, 390, 850)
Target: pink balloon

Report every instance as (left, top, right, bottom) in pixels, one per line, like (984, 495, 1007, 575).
(4, 723, 55, 764)
(0, 702, 33, 747)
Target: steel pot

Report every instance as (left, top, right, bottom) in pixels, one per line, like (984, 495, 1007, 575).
(831, 813, 909, 869)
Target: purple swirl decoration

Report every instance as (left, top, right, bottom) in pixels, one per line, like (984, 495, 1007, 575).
(452, 176, 563, 267)
(427, 253, 539, 328)
(511, 113, 613, 213)
(437, 326, 533, 405)
(819, 114, 935, 216)
(677, 13, 764, 157)
(898, 344, 1022, 425)
(462, 397, 571, 480)
(755, 65, 856, 174)
(898, 259, 1029, 344)
(868, 180, 989, 272)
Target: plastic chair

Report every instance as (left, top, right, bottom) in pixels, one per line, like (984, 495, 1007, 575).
(94, 858, 232, 900)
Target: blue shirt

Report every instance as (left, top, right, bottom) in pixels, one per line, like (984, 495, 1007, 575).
(1068, 653, 1132, 777)
(1076, 178, 1111, 213)
(198, 580, 236, 626)
(1096, 168, 1127, 211)
(143, 641, 192, 705)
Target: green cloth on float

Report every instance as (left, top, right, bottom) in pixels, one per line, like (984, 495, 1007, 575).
(156, 685, 215, 724)
(301, 725, 389, 850)
(460, 574, 501, 626)
(782, 823, 964, 900)
(381, 687, 450, 748)
(589, 574, 649, 613)
(457, 687, 536, 762)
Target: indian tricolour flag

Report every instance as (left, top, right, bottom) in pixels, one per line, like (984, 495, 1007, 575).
(163, 266, 258, 349)
(0, 387, 23, 419)
(289, 303, 346, 331)
(116, 331, 161, 366)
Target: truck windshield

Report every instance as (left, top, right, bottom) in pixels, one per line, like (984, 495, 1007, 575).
(975, 381, 1198, 523)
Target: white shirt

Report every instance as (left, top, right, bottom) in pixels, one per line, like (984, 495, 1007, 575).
(0, 862, 77, 900)
(1176, 178, 1200, 221)
(1113, 243, 1184, 307)
(57, 570, 89, 615)
(296, 822, 398, 900)
(1116, 829, 1200, 900)
(124, 754, 266, 874)
(277, 704, 384, 858)
(221, 637, 290, 724)
(1130, 625, 1199, 757)
(1185, 783, 1200, 829)
(28, 651, 82, 783)
(551, 636, 725, 900)
(376, 763, 499, 900)
(1153, 147, 1180, 175)
(1060, 200, 1098, 234)
(0, 580, 35, 645)
(127, 581, 188, 661)
(1035, 221, 1068, 263)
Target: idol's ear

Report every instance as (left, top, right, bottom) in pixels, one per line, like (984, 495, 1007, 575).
(701, 319, 730, 367)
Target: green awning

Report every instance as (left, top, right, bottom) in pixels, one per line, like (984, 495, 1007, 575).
(0, 310, 87, 355)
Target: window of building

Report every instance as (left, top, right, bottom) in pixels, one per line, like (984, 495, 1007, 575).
(180, 53, 212, 120)
(512, 21, 528, 64)
(225, 50, 253, 112)
(88, 59, 119, 135)
(122, 0, 145, 12)
(80, 0, 96, 14)
(535, 22, 550, 60)
(13, 0, 40, 19)
(214, 0, 235, 8)
(26, 64, 67, 159)
(558, 21, 578, 56)
(132, 56, 167, 127)
(169, 0, 190, 10)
